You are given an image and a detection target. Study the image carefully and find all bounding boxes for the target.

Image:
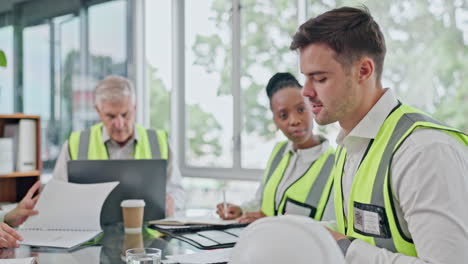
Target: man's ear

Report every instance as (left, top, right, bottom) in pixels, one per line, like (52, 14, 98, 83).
(357, 57, 374, 83)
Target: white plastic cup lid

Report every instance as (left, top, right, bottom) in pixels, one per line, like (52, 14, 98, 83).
(121, 199, 146, 208)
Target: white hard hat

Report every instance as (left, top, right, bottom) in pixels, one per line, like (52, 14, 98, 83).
(229, 215, 345, 264)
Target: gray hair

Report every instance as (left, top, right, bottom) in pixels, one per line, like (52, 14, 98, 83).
(94, 75, 136, 108)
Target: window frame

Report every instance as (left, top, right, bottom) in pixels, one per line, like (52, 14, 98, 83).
(171, 0, 306, 181)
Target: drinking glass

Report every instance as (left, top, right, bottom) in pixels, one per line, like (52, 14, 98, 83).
(126, 248, 161, 264)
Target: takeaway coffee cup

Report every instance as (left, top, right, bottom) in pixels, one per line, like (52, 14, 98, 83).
(121, 199, 146, 233)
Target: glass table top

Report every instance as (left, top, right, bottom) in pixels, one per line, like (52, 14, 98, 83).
(0, 223, 199, 263)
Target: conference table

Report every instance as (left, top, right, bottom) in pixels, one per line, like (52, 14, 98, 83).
(0, 223, 200, 263)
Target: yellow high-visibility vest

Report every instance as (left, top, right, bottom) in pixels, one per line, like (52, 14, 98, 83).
(68, 123, 168, 160)
(334, 104, 468, 256)
(261, 141, 335, 220)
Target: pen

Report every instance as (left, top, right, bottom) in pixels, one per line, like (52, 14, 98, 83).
(223, 188, 228, 218)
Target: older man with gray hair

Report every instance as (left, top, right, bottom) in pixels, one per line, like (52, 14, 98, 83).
(53, 75, 184, 215)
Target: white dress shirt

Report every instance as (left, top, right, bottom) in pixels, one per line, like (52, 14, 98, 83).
(338, 89, 468, 263)
(241, 138, 335, 221)
(52, 126, 185, 211)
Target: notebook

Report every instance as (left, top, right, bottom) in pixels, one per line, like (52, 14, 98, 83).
(149, 217, 248, 233)
(150, 222, 246, 250)
(150, 217, 238, 226)
(166, 227, 244, 250)
(18, 180, 118, 249)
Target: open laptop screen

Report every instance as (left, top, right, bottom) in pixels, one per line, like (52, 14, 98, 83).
(68, 159, 167, 225)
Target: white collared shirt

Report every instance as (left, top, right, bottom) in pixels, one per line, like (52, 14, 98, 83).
(338, 89, 468, 263)
(52, 125, 185, 211)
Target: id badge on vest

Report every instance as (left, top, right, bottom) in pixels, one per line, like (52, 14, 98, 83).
(282, 197, 316, 218)
(353, 202, 391, 238)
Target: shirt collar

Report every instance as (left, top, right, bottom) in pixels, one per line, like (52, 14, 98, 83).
(285, 136, 329, 159)
(336, 88, 399, 146)
(101, 125, 139, 144)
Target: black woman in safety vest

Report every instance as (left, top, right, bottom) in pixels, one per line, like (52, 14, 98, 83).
(290, 6, 468, 263)
(52, 76, 184, 216)
(216, 72, 335, 223)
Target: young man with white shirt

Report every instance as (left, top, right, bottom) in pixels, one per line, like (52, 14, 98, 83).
(290, 6, 468, 264)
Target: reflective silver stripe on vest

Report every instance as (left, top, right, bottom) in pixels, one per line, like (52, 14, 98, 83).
(264, 143, 288, 184)
(304, 153, 334, 210)
(259, 142, 288, 206)
(147, 129, 161, 159)
(371, 113, 445, 252)
(77, 129, 91, 159)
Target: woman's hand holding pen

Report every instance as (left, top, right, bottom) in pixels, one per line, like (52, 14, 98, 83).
(216, 203, 242, 220)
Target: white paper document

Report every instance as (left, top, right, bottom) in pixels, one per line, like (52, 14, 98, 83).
(163, 248, 232, 264)
(18, 180, 118, 248)
(0, 257, 35, 264)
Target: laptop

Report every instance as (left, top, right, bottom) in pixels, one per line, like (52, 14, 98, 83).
(68, 159, 167, 225)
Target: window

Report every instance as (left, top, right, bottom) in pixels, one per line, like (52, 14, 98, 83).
(185, 0, 233, 168)
(88, 0, 127, 126)
(145, 0, 172, 133)
(173, 0, 301, 210)
(182, 0, 302, 176)
(0, 26, 14, 113)
(306, 1, 468, 134)
(17, 0, 129, 171)
(54, 15, 80, 142)
(183, 177, 259, 214)
(23, 23, 53, 167)
(240, 0, 299, 169)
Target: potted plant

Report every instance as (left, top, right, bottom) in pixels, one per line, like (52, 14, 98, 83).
(0, 49, 6, 67)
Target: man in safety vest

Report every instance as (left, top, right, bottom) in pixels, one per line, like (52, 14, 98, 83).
(52, 76, 184, 215)
(290, 6, 468, 263)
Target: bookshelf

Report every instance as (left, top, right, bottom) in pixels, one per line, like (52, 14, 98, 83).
(0, 114, 41, 202)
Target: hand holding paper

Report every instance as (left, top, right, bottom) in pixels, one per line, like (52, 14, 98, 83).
(4, 181, 40, 227)
(18, 180, 118, 248)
